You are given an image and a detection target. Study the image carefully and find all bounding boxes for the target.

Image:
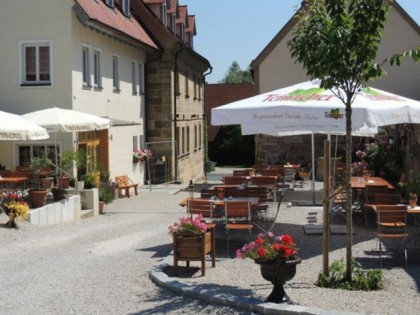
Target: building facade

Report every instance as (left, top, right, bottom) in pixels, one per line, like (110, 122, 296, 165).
(0, 0, 210, 185)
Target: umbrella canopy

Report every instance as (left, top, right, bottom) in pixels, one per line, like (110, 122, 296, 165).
(22, 107, 110, 132)
(0, 110, 49, 140)
(211, 80, 420, 134)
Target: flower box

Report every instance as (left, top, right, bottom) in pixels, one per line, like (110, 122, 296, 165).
(173, 230, 215, 276)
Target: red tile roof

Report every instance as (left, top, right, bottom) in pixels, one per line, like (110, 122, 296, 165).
(205, 83, 255, 141)
(167, 0, 178, 14)
(76, 0, 158, 49)
(177, 5, 187, 24)
(187, 15, 196, 35)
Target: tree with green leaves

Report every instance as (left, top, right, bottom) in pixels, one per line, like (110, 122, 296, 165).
(219, 61, 252, 83)
(288, 0, 419, 281)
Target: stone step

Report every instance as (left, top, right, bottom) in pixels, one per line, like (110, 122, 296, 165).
(80, 209, 94, 219)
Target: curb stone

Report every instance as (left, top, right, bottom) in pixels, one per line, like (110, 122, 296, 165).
(149, 254, 361, 315)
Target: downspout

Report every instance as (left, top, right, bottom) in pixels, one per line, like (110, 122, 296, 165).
(173, 44, 184, 183)
(202, 66, 213, 182)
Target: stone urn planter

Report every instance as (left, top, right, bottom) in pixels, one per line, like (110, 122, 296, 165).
(173, 231, 215, 276)
(256, 257, 301, 303)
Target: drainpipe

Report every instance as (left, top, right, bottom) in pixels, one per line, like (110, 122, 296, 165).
(173, 44, 184, 183)
(202, 66, 213, 182)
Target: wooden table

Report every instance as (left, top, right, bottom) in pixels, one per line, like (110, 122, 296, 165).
(0, 177, 28, 188)
(351, 177, 395, 190)
(179, 197, 259, 207)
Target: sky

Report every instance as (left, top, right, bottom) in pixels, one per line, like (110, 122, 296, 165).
(182, 0, 420, 84)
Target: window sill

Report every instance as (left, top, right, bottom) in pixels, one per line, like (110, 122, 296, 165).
(20, 82, 51, 87)
(94, 86, 103, 91)
(83, 85, 92, 90)
(113, 89, 121, 94)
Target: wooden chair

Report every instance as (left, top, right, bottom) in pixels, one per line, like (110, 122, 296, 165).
(200, 189, 215, 199)
(374, 193, 401, 205)
(252, 192, 285, 233)
(250, 176, 277, 187)
(187, 199, 216, 226)
(362, 184, 388, 227)
(224, 201, 253, 257)
(223, 176, 246, 185)
(233, 169, 254, 176)
(376, 205, 408, 268)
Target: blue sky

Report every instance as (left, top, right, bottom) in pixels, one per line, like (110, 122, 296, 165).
(182, 0, 420, 84)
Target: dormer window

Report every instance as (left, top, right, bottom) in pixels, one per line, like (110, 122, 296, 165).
(105, 0, 114, 8)
(122, 0, 130, 16)
(161, 3, 167, 28)
(181, 24, 186, 42)
(171, 13, 176, 34)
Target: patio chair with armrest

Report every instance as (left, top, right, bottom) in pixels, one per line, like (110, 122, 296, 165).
(376, 204, 408, 268)
(224, 201, 253, 257)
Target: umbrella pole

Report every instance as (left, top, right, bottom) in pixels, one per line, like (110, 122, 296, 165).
(311, 132, 316, 204)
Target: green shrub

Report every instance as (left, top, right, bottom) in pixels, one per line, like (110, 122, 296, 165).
(316, 258, 383, 291)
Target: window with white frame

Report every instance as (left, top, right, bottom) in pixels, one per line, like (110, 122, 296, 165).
(161, 3, 167, 27)
(138, 63, 144, 95)
(122, 0, 130, 16)
(181, 24, 186, 42)
(112, 55, 119, 91)
(19, 40, 52, 86)
(186, 126, 190, 154)
(185, 70, 189, 98)
(93, 49, 102, 88)
(105, 0, 114, 8)
(82, 46, 90, 86)
(194, 124, 197, 150)
(131, 61, 137, 94)
(199, 123, 202, 148)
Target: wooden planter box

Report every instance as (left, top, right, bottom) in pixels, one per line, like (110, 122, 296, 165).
(173, 230, 215, 276)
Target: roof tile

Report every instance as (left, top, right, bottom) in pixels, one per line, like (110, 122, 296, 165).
(76, 0, 158, 49)
(205, 83, 255, 141)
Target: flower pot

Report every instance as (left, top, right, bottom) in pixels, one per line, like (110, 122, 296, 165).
(52, 189, 67, 201)
(99, 201, 105, 214)
(41, 177, 54, 189)
(173, 231, 215, 276)
(256, 257, 301, 303)
(29, 189, 48, 208)
(133, 156, 140, 163)
(57, 176, 70, 189)
(76, 181, 85, 190)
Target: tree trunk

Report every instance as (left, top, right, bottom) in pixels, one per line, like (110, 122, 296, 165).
(345, 101, 353, 282)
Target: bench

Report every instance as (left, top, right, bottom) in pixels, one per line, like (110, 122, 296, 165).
(114, 175, 138, 198)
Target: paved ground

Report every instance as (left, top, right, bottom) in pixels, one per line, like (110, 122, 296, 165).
(1, 167, 419, 314)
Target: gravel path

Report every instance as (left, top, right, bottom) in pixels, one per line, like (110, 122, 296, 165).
(0, 189, 243, 315)
(1, 174, 420, 314)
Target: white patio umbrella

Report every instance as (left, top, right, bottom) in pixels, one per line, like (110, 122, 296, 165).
(22, 107, 110, 132)
(212, 80, 420, 132)
(22, 107, 111, 178)
(211, 80, 420, 202)
(0, 110, 49, 140)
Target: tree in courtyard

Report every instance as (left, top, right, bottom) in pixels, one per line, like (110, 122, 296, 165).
(287, 0, 419, 281)
(219, 61, 252, 84)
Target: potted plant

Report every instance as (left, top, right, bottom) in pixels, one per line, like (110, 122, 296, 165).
(0, 191, 29, 228)
(59, 150, 86, 189)
(82, 172, 98, 189)
(29, 155, 51, 208)
(168, 214, 215, 276)
(133, 148, 153, 163)
(98, 171, 114, 214)
(236, 232, 300, 303)
(51, 186, 68, 201)
(409, 192, 417, 208)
